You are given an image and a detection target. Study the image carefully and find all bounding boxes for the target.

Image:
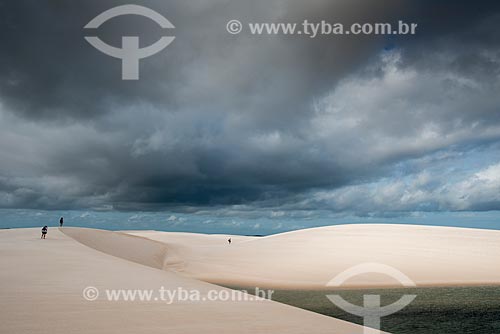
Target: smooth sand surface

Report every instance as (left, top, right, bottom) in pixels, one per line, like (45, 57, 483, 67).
(129, 224, 500, 289)
(0, 227, 382, 334)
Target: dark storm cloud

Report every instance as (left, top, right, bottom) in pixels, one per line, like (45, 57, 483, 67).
(0, 0, 400, 121)
(0, 0, 499, 212)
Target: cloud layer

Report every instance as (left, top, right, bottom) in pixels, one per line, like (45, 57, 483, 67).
(0, 0, 499, 216)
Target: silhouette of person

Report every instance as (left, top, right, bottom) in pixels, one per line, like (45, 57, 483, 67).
(59, 217, 64, 227)
(228, 238, 231, 244)
(41, 226, 48, 239)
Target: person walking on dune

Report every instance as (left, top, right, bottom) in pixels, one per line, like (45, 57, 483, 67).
(59, 217, 64, 227)
(41, 226, 48, 239)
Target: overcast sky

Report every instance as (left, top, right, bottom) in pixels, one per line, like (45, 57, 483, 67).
(0, 1, 499, 231)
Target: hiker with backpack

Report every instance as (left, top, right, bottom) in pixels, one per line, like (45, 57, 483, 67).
(41, 226, 48, 239)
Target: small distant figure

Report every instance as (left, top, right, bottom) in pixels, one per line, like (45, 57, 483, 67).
(41, 226, 48, 239)
(59, 217, 64, 227)
(228, 238, 231, 244)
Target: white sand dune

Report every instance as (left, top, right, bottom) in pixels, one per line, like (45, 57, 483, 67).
(0, 227, 383, 334)
(3, 224, 500, 334)
(129, 224, 500, 289)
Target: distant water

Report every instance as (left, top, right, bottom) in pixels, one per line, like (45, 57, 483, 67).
(231, 286, 500, 334)
(2, 209, 500, 236)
